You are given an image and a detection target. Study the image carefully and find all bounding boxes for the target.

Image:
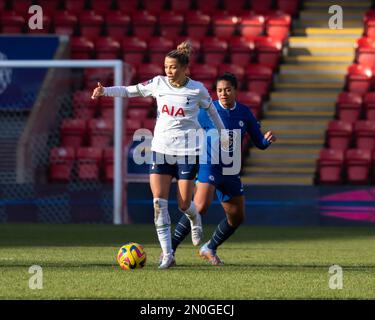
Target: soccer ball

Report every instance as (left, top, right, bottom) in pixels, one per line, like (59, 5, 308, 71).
(116, 242, 147, 270)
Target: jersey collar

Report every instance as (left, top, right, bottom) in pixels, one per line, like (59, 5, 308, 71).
(218, 100, 237, 111)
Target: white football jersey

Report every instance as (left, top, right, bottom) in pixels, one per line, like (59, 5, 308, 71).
(127, 76, 213, 156)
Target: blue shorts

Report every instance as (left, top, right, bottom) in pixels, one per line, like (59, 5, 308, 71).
(197, 165, 244, 202)
(149, 152, 199, 180)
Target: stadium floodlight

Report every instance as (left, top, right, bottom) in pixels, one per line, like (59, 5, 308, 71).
(0, 59, 127, 225)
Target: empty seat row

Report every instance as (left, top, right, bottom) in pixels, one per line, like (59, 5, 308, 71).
(0, 9, 291, 41)
(1, 0, 300, 16)
(49, 146, 114, 182)
(325, 120, 375, 151)
(316, 148, 375, 185)
(335, 92, 375, 122)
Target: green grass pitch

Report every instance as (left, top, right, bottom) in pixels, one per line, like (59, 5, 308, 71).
(1, 224, 375, 299)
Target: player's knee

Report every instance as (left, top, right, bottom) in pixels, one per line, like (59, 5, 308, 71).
(178, 200, 191, 212)
(195, 201, 209, 215)
(228, 212, 245, 228)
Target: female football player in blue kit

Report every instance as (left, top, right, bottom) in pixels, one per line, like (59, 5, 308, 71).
(170, 72, 277, 265)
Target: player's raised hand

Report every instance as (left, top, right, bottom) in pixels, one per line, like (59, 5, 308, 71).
(91, 82, 104, 99)
(264, 131, 276, 143)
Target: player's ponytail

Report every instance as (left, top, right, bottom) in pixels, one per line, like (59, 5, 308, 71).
(166, 40, 193, 66)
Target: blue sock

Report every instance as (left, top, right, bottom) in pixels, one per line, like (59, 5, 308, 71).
(207, 218, 237, 251)
(172, 214, 191, 252)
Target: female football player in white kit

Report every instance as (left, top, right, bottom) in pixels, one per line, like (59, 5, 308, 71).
(91, 41, 226, 269)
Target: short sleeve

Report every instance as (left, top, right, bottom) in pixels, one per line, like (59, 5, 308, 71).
(198, 84, 213, 109)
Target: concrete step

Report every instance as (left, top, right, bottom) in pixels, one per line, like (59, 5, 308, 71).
(275, 82, 343, 91)
(288, 37, 357, 48)
(269, 101, 336, 111)
(287, 47, 355, 56)
(277, 73, 346, 83)
(284, 55, 353, 64)
(279, 64, 348, 74)
(294, 19, 364, 28)
(243, 166, 316, 174)
(260, 120, 329, 133)
(249, 147, 321, 159)
(270, 91, 338, 102)
(241, 175, 314, 185)
(304, 0, 371, 9)
(245, 157, 317, 167)
(293, 27, 363, 38)
(266, 110, 334, 119)
(299, 9, 368, 20)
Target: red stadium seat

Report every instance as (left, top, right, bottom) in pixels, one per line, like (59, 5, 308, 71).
(336, 92, 363, 123)
(236, 91, 263, 119)
(346, 64, 373, 94)
(99, 96, 115, 119)
(364, 10, 375, 38)
(64, 0, 86, 14)
(49, 147, 75, 182)
(72, 90, 98, 119)
(137, 63, 164, 83)
(171, 0, 193, 12)
(326, 120, 353, 150)
(316, 148, 344, 184)
(354, 120, 375, 150)
(53, 11, 78, 36)
(1, 11, 25, 33)
(159, 11, 184, 40)
(10, 0, 32, 13)
(246, 64, 273, 97)
(364, 92, 375, 120)
(142, 0, 167, 14)
(71, 36, 95, 59)
(345, 148, 372, 184)
(105, 11, 131, 40)
(76, 147, 103, 180)
(254, 36, 283, 70)
(131, 11, 157, 40)
(143, 118, 156, 132)
(202, 37, 228, 67)
(88, 118, 114, 148)
(355, 37, 375, 68)
(83, 67, 113, 89)
(276, 0, 300, 16)
(266, 11, 291, 41)
(250, 0, 273, 15)
(91, 0, 113, 15)
(117, 0, 140, 14)
(222, 0, 248, 15)
(103, 147, 114, 182)
(212, 12, 239, 40)
(125, 118, 142, 143)
(218, 64, 246, 83)
(148, 37, 174, 65)
(60, 119, 87, 147)
(128, 96, 154, 109)
(122, 37, 147, 67)
(190, 64, 218, 91)
(239, 12, 266, 39)
(228, 37, 255, 67)
(127, 108, 149, 119)
(196, 0, 220, 14)
(185, 11, 211, 41)
(78, 11, 104, 40)
(36, 0, 60, 15)
(95, 37, 121, 60)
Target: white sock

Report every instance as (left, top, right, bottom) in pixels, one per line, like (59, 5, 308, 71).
(181, 201, 198, 222)
(153, 198, 172, 255)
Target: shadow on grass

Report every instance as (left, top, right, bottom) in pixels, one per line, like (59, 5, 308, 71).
(1, 224, 375, 247)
